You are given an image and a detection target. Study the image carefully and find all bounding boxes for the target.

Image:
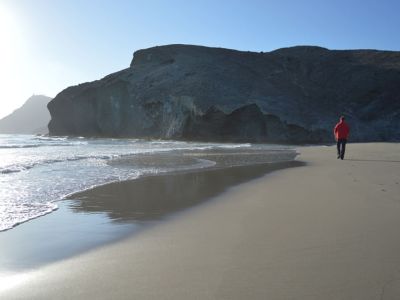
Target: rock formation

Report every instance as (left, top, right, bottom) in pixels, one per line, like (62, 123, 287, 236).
(48, 45, 400, 143)
(0, 95, 52, 134)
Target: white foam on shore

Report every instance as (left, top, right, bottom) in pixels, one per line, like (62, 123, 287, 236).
(0, 134, 294, 232)
(0, 202, 58, 232)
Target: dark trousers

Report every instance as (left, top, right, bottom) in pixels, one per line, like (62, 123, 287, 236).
(337, 139, 347, 159)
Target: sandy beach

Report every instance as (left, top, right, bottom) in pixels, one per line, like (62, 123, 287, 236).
(1, 143, 400, 299)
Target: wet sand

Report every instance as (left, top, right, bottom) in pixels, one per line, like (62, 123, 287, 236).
(0, 159, 297, 272)
(2, 143, 400, 299)
(67, 160, 300, 222)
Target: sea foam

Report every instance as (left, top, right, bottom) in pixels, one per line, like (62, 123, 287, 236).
(0, 134, 295, 232)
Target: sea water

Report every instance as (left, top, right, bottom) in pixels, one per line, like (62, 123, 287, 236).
(0, 134, 295, 231)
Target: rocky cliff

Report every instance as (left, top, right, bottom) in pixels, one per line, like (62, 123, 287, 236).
(48, 45, 400, 143)
(0, 95, 52, 134)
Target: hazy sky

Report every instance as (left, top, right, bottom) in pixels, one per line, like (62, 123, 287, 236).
(0, 0, 399, 119)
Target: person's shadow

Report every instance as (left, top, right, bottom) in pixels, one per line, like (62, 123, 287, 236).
(346, 159, 400, 163)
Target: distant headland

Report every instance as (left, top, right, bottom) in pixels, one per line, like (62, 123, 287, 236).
(0, 95, 52, 134)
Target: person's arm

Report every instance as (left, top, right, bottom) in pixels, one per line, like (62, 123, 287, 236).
(333, 125, 338, 140)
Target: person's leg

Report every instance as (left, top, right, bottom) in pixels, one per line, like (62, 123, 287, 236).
(340, 139, 347, 160)
(337, 140, 341, 158)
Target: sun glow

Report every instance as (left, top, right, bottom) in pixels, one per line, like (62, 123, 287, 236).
(0, 4, 25, 118)
(0, 6, 20, 66)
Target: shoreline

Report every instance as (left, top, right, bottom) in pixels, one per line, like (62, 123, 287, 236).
(2, 143, 400, 299)
(67, 159, 302, 222)
(0, 138, 296, 233)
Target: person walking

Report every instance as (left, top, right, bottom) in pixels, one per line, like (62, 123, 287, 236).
(334, 116, 350, 160)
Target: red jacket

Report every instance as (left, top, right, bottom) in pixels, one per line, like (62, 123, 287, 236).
(334, 120, 350, 140)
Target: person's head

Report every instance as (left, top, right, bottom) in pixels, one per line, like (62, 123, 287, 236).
(340, 116, 345, 121)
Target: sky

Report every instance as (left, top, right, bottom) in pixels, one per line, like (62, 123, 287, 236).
(0, 0, 399, 119)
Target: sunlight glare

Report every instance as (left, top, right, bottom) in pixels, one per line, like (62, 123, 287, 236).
(0, 6, 20, 64)
(0, 272, 33, 293)
(0, 4, 25, 118)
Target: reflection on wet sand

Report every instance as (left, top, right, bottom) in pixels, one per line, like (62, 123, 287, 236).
(67, 161, 303, 222)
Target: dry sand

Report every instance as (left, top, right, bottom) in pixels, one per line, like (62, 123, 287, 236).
(1, 143, 400, 299)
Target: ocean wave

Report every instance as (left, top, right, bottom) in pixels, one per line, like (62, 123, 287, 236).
(0, 168, 26, 174)
(0, 154, 125, 175)
(0, 144, 42, 149)
(217, 143, 252, 148)
(0, 141, 269, 175)
(0, 202, 58, 232)
(33, 136, 68, 141)
(0, 155, 118, 175)
(0, 142, 88, 149)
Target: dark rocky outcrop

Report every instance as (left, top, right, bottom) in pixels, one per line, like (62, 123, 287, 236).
(48, 45, 400, 143)
(182, 104, 327, 143)
(0, 95, 52, 134)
